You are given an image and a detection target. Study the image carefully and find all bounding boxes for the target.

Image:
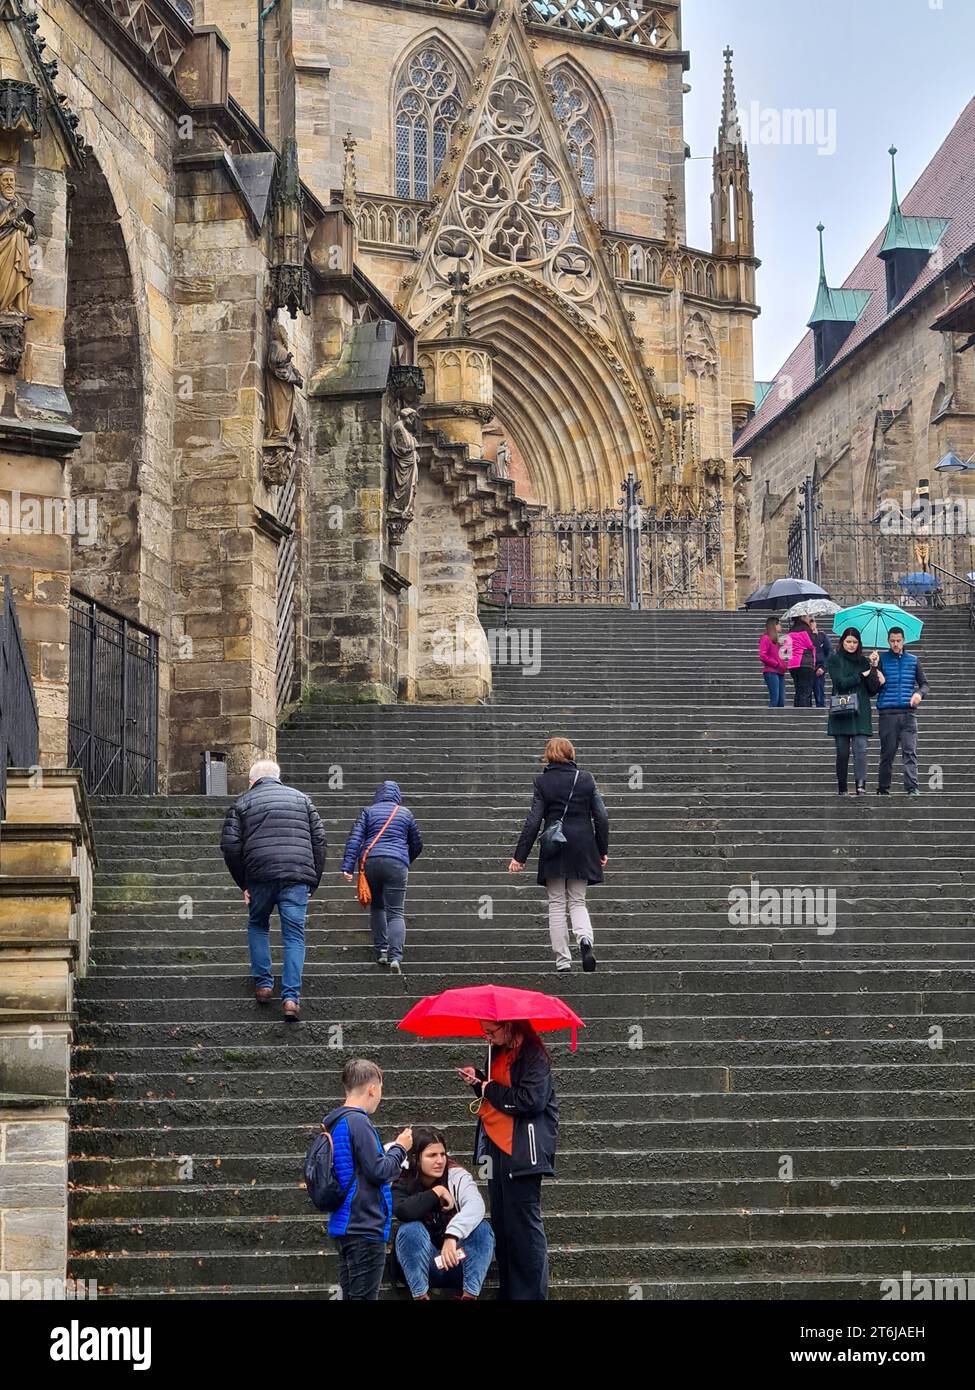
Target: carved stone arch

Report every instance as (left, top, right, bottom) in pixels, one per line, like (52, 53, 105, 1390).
(542, 53, 614, 223)
(389, 30, 473, 200)
(455, 280, 651, 512)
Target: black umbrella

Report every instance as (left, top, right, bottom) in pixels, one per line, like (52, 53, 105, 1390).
(746, 578, 831, 611)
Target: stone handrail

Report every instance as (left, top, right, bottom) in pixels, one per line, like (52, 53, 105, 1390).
(356, 194, 428, 252)
(601, 233, 758, 308)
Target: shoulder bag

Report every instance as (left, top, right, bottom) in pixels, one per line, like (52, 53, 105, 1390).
(540, 769, 580, 851)
(357, 805, 400, 908)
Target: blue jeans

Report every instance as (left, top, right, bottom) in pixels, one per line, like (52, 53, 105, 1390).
(814, 674, 827, 708)
(763, 672, 785, 708)
(247, 880, 308, 1001)
(365, 855, 409, 963)
(394, 1219, 495, 1298)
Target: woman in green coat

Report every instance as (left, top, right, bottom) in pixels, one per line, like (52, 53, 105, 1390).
(827, 628, 885, 796)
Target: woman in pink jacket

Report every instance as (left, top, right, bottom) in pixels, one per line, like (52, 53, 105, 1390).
(786, 617, 818, 707)
(758, 618, 788, 708)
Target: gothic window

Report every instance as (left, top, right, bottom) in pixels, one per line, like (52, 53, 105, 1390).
(546, 64, 604, 207)
(394, 43, 464, 201)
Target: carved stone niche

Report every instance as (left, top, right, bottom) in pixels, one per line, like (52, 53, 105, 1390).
(0, 80, 41, 160)
(0, 313, 26, 374)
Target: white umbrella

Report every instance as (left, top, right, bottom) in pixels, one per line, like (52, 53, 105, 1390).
(783, 598, 841, 621)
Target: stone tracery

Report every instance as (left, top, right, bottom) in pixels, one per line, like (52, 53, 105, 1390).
(394, 42, 465, 201)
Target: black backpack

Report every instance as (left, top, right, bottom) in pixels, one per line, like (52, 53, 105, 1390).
(304, 1109, 356, 1213)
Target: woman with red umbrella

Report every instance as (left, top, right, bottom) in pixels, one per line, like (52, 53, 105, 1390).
(457, 1019, 559, 1301)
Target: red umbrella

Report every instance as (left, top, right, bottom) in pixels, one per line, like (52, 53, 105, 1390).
(398, 983, 585, 1051)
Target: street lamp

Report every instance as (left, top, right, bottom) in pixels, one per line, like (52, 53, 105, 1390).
(935, 451, 975, 473)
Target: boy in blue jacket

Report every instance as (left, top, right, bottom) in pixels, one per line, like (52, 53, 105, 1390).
(325, 1058, 412, 1300)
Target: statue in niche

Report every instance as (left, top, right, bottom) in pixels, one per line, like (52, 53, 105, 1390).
(265, 320, 303, 442)
(490, 438, 510, 482)
(0, 168, 35, 316)
(387, 406, 421, 544)
(734, 489, 749, 569)
(0, 167, 36, 375)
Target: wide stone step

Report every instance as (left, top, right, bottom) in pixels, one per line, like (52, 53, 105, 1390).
(68, 1173, 975, 1220)
(65, 1237, 975, 1287)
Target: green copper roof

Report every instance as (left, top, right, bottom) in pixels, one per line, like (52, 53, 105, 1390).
(879, 147, 950, 254)
(754, 381, 773, 408)
(807, 224, 873, 326)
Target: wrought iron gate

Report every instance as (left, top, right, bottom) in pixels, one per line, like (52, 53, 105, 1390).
(68, 593, 159, 795)
(275, 455, 299, 714)
(488, 490, 725, 610)
(816, 510, 975, 608)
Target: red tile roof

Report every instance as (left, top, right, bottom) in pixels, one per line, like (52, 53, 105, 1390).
(735, 96, 975, 454)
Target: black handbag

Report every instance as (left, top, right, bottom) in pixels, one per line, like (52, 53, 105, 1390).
(830, 690, 859, 717)
(540, 770, 580, 851)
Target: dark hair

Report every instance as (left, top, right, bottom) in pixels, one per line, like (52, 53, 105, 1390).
(790, 616, 810, 632)
(888, 627, 905, 639)
(764, 617, 780, 633)
(503, 1019, 551, 1062)
(400, 1126, 456, 1194)
(839, 627, 863, 655)
(341, 1058, 383, 1092)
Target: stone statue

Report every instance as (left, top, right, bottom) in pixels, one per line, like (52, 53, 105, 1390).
(609, 538, 625, 595)
(734, 489, 749, 568)
(388, 406, 421, 539)
(490, 438, 511, 482)
(556, 536, 572, 600)
(580, 531, 599, 599)
(265, 321, 303, 442)
(0, 168, 35, 318)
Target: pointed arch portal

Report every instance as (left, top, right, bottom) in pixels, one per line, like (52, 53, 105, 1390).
(460, 281, 651, 512)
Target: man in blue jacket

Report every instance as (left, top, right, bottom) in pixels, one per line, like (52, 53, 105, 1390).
(325, 1058, 412, 1301)
(875, 628, 930, 796)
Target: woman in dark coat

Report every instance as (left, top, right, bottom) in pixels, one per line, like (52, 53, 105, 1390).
(827, 628, 885, 796)
(458, 1019, 559, 1301)
(509, 737, 609, 973)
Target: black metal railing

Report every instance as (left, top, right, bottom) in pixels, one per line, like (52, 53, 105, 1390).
(0, 576, 40, 821)
(930, 562, 975, 628)
(68, 593, 159, 796)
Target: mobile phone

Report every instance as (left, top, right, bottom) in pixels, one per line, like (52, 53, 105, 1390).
(434, 1248, 467, 1270)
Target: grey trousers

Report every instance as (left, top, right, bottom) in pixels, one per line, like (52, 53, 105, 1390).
(878, 710, 919, 792)
(364, 855, 409, 962)
(834, 734, 868, 790)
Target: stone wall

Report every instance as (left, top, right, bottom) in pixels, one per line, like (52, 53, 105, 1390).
(743, 272, 975, 590)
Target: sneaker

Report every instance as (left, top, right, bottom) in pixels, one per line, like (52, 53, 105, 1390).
(283, 999, 300, 1022)
(907, 789, 921, 797)
(877, 789, 890, 796)
(389, 960, 402, 975)
(580, 940, 597, 973)
(837, 787, 848, 797)
(556, 962, 572, 973)
(376, 952, 389, 967)
(856, 783, 867, 796)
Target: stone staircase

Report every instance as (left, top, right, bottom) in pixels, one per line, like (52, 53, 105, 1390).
(68, 605, 975, 1298)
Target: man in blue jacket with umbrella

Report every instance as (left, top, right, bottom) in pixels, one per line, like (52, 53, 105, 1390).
(875, 627, 930, 796)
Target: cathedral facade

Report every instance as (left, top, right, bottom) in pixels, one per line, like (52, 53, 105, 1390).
(0, 0, 757, 792)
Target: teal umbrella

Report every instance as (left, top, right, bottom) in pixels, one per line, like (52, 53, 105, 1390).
(832, 602, 924, 646)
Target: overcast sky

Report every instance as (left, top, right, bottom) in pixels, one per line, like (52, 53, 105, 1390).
(681, 0, 975, 382)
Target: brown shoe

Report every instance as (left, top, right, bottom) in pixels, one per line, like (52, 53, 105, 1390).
(255, 986, 272, 1005)
(283, 999, 300, 1021)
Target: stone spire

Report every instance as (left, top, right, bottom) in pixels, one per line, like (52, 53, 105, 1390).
(711, 46, 754, 258)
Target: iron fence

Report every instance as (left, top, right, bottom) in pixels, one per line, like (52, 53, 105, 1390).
(0, 576, 39, 821)
(816, 511, 975, 609)
(488, 503, 724, 611)
(68, 593, 159, 796)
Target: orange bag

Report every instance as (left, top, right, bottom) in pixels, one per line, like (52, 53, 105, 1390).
(356, 805, 400, 908)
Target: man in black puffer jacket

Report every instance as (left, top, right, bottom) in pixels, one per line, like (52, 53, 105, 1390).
(220, 760, 326, 1020)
